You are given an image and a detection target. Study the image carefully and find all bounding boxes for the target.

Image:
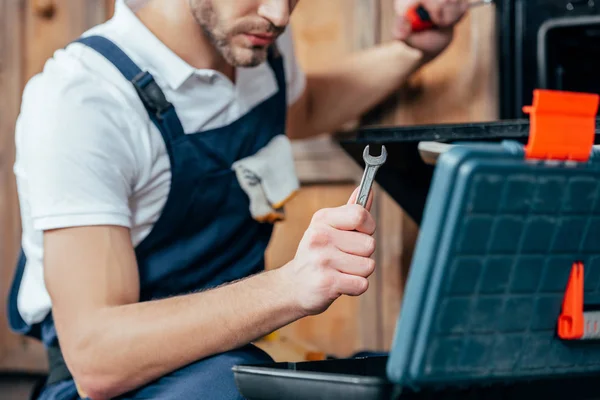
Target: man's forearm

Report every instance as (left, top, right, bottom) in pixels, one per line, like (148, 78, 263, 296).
(67, 267, 302, 399)
(287, 40, 424, 140)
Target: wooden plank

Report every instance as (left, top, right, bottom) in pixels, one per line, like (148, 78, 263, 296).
(379, 204, 419, 347)
(289, 0, 376, 185)
(106, 0, 115, 18)
(0, 0, 47, 373)
(289, 0, 355, 71)
(0, 0, 17, 364)
(291, 135, 361, 185)
(374, 0, 499, 347)
(353, 0, 381, 50)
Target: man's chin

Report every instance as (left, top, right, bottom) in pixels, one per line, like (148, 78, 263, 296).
(227, 46, 269, 68)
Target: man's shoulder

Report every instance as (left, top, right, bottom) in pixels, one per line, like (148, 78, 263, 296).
(14, 34, 144, 230)
(16, 30, 148, 164)
(23, 45, 111, 106)
(24, 14, 147, 115)
(19, 32, 147, 137)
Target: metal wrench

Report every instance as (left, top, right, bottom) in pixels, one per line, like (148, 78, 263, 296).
(356, 145, 388, 208)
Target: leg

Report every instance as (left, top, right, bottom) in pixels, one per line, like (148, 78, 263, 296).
(119, 344, 273, 400)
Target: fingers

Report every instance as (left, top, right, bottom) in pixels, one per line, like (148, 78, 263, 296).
(326, 250, 376, 277)
(333, 273, 370, 297)
(312, 205, 376, 235)
(330, 229, 376, 258)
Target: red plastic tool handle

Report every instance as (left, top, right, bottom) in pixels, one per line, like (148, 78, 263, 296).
(406, 4, 434, 32)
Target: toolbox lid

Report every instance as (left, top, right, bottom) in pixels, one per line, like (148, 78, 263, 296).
(386, 90, 600, 391)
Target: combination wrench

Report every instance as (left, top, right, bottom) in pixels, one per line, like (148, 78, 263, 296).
(356, 145, 388, 208)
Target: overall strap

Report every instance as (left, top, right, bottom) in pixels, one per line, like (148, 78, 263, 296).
(266, 44, 287, 99)
(74, 35, 185, 141)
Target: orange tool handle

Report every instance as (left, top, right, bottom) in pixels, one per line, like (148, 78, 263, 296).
(406, 4, 434, 32)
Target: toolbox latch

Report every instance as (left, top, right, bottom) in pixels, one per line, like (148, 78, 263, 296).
(558, 261, 600, 340)
(523, 89, 599, 162)
(558, 261, 585, 340)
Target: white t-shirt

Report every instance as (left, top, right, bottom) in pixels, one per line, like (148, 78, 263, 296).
(13, 0, 307, 326)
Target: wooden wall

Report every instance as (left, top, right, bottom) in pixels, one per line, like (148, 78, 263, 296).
(0, 0, 115, 373)
(0, 0, 27, 372)
(0, 0, 498, 373)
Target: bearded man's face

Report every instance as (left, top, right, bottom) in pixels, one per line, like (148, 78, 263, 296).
(189, 0, 299, 67)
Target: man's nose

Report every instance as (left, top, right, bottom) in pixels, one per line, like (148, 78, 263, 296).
(258, 0, 291, 28)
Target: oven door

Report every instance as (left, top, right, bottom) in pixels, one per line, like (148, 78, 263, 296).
(538, 15, 600, 97)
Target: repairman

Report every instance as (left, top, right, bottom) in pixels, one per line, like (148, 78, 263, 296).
(8, 0, 468, 398)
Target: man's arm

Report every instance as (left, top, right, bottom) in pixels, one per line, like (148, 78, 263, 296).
(46, 225, 301, 398)
(45, 190, 376, 400)
(286, 41, 424, 140)
(286, 0, 469, 140)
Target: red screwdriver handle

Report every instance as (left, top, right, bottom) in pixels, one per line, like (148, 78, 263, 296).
(406, 4, 434, 32)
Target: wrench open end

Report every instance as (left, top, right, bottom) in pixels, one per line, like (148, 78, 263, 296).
(356, 145, 388, 208)
(363, 145, 388, 166)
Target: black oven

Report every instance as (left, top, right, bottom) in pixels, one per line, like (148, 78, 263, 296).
(499, 0, 600, 119)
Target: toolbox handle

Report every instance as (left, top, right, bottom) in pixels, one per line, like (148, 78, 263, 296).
(523, 90, 599, 163)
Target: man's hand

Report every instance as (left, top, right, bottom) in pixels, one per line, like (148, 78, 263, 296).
(394, 0, 469, 61)
(279, 188, 377, 316)
(43, 187, 376, 398)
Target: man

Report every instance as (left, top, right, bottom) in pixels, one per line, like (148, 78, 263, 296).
(8, 0, 468, 398)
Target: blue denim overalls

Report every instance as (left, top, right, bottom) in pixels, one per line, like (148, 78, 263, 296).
(8, 35, 289, 399)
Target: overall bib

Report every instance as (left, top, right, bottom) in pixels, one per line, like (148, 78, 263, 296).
(8, 35, 290, 399)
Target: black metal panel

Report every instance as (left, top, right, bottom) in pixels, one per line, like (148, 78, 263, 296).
(338, 119, 600, 224)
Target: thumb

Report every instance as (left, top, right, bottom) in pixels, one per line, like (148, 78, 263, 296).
(347, 186, 375, 211)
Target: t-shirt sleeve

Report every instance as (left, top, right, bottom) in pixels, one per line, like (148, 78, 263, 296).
(14, 72, 137, 231)
(277, 27, 307, 106)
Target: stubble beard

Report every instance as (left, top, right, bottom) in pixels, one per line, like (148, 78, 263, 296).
(190, 0, 269, 68)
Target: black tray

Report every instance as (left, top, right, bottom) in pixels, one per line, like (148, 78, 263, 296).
(233, 356, 600, 400)
(233, 356, 395, 400)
